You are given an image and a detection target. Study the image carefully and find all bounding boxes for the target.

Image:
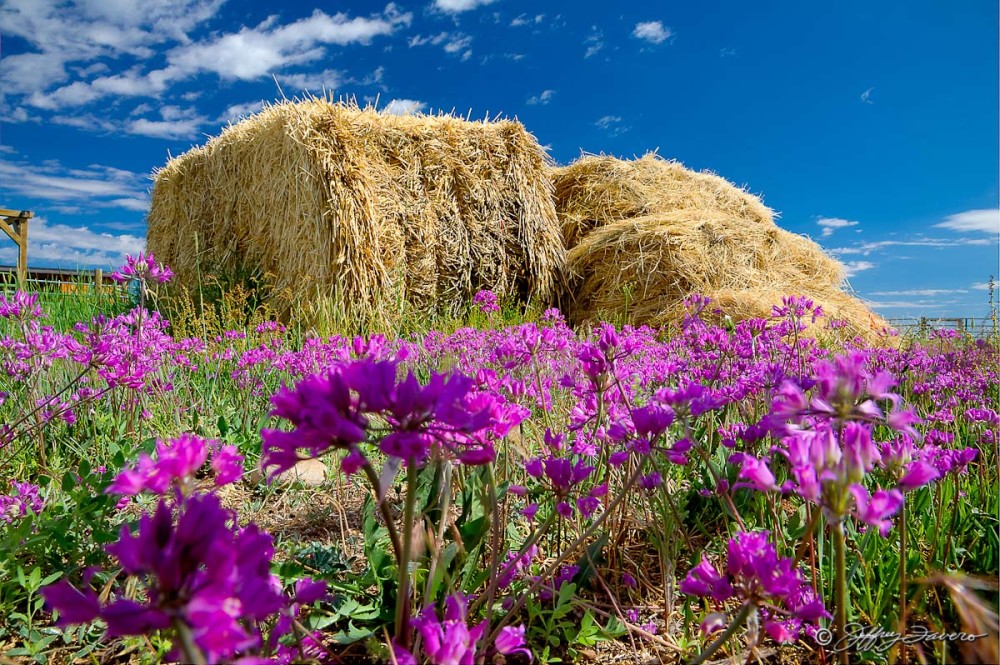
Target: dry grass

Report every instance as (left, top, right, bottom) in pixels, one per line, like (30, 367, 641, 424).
(552, 153, 775, 249)
(148, 98, 565, 326)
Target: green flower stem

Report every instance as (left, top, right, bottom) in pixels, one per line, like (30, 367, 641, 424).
(396, 463, 419, 645)
(483, 459, 648, 644)
(831, 516, 849, 665)
(898, 501, 908, 665)
(174, 619, 207, 665)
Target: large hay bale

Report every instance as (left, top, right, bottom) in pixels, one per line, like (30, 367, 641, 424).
(701, 287, 895, 345)
(147, 99, 564, 324)
(552, 154, 775, 248)
(562, 211, 852, 329)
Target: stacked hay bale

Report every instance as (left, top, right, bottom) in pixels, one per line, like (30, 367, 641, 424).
(553, 154, 892, 341)
(147, 99, 564, 325)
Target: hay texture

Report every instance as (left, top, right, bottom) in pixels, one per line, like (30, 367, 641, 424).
(552, 153, 775, 249)
(562, 211, 891, 342)
(147, 99, 564, 324)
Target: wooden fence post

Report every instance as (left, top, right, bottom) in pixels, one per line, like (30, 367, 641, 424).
(94, 268, 103, 295)
(0, 208, 32, 284)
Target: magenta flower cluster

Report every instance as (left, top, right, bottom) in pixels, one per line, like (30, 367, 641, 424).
(42, 434, 326, 664)
(261, 359, 527, 477)
(682, 531, 829, 643)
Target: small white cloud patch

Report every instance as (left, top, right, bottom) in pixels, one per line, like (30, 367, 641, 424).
(860, 87, 875, 104)
(384, 99, 427, 115)
(816, 217, 860, 237)
(433, 0, 495, 13)
(526, 90, 555, 105)
(633, 21, 673, 45)
(843, 260, 876, 278)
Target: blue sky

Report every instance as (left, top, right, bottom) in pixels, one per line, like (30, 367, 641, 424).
(1, 0, 997, 318)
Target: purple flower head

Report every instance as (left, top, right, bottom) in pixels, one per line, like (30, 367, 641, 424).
(112, 252, 173, 284)
(0, 291, 44, 320)
(0, 481, 44, 523)
(849, 484, 903, 536)
(211, 444, 244, 486)
(473, 290, 500, 314)
(44, 493, 288, 663)
(106, 434, 213, 496)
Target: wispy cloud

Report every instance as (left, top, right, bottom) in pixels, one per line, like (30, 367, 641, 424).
(409, 31, 473, 60)
(126, 105, 208, 139)
(526, 90, 555, 105)
(219, 101, 267, 124)
(384, 99, 427, 115)
(816, 216, 860, 237)
(843, 260, 876, 277)
(830, 236, 993, 256)
(0, 216, 144, 269)
(719, 47, 737, 58)
(584, 28, 604, 58)
(633, 21, 673, 45)
(275, 69, 344, 94)
(0, 158, 150, 212)
(860, 87, 875, 104)
(510, 13, 545, 27)
(432, 0, 495, 14)
(0, 0, 226, 95)
(11, 5, 410, 114)
(934, 209, 1000, 234)
(595, 115, 629, 136)
(869, 288, 969, 297)
(866, 299, 951, 310)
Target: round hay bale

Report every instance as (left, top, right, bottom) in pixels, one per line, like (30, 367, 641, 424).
(562, 211, 849, 328)
(703, 287, 896, 345)
(552, 153, 775, 248)
(148, 99, 565, 327)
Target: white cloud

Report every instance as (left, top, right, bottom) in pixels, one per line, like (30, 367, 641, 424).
(433, 0, 496, 13)
(633, 21, 673, 45)
(0, 216, 144, 269)
(126, 106, 208, 139)
(0, 0, 225, 95)
(167, 8, 409, 82)
(865, 300, 950, 310)
(934, 209, 1000, 234)
(0, 158, 149, 211)
(860, 87, 875, 104)
(719, 47, 737, 58)
(384, 99, 426, 115)
(510, 13, 544, 27)
(869, 289, 969, 297)
(595, 115, 629, 136)
(971, 281, 993, 291)
(843, 260, 876, 277)
(276, 69, 344, 94)
(9, 4, 410, 112)
(830, 236, 994, 256)
(816, 217, 860, 237)
(584, 29, 604, 58)
(219, 101, 266, 124)
(526, 90, 555, 105)
(409, 31, 473, 59)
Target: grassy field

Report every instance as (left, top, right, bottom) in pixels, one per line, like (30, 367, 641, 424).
(0, 260, 996, 665)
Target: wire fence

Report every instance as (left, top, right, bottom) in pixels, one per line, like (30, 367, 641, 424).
(887, 317, 996, 339)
